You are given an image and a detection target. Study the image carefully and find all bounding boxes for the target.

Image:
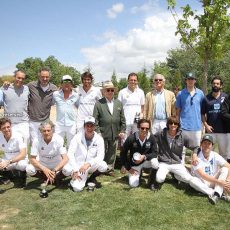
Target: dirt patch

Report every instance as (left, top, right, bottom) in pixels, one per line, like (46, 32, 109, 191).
(0, 207, 20, 221)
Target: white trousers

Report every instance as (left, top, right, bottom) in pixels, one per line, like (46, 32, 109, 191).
(208, 133, 228, 159)
(63, 161, 108, 192)
(152, 161, 193, 183)
(12, 122, 30, 148)
(226, 133, 230, 160)
(129, 158, 158, 188)
(151, 119, 167, 134)
(26, 161, 67, 176)
(29, 121, 42, 144)
(190, 167, 229, 197)
(55, 124, 76, 148)
(0, 158, 27, 171)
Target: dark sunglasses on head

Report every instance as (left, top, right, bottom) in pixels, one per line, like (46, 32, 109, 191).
(106, 89, 115, 92)
(140, 127, 149, 130)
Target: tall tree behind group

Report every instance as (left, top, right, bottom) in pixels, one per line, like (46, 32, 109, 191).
(16, 55, 81, 87)
(167, 0, 230, 94)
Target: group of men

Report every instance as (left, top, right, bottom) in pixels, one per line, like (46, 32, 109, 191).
(0, 68, 230, 205)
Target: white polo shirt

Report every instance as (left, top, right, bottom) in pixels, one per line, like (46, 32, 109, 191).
(75, 85, 102, 128)
(118, 86, 145, 125)
(0, 132, 26, 160)
(192, 150, 226, 178)
(31, 133, 67, 168)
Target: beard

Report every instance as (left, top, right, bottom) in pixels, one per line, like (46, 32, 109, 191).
(212, 86, 221, 92)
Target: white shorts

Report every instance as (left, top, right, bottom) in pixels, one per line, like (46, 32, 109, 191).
(12, 122, 29, 147)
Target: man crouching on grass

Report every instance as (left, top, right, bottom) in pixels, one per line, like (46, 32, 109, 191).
(191, 134, 230, 205)
(0, 118, 27, 187)
(64, 116, 108, 192)
(26, 121, 68, 185)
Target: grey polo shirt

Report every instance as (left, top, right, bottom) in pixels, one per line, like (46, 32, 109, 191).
(27, 81, 57, 122)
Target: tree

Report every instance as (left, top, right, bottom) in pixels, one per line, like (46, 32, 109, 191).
(16, 56, 81, 86)
(137, 66, 151, 95)
(167, 0, 230, 93)
(111, 69, 118, 88)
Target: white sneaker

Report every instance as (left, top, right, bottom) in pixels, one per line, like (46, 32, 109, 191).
(209, 195, 219, 205)
(221, 194, 230, 202)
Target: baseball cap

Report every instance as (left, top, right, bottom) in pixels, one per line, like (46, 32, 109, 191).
(62, 75, 72, 82)
(201, 134, 214, 144)
(84, 116, 96, 125)
(185, 72, 196, 80)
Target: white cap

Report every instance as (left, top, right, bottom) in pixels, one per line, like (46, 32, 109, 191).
(84, 116, 96, 124)
(62, 75, 72, 81)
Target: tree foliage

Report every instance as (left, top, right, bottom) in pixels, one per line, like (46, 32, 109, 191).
(167, 0, 230, 93)
(16, 56, 81, 87)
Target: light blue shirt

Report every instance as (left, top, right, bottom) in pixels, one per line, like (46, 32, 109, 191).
(53, 90, 79, 126)
(176, 88, 204, 131)
(155, 91, 166, 120)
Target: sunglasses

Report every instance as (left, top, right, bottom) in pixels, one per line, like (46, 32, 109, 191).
(140, 127, 149, 130)
(85, 123, 95, 127)
(168, 122, 179, 126)
(190, 95, 195, 105)
(62, 80, 72, 83)
(154, 79, 163, 82)
(106, 89, 115, 92)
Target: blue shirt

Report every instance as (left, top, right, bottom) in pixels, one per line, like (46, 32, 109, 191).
(201, 92, 227, 133)
(53, 90, 79, 126)
(155, 91, 166, 120)
(176, 88, 204, 131)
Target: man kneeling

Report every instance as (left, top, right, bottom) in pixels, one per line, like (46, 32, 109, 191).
(26, 121, 68, 185)
(64, 116, 108, 192)
(0, 118, 27, 187)
(120, 119, 158, 189)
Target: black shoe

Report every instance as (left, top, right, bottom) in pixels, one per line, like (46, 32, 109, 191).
(0, 177, 11, 185)
(150, 183, 161, 191)
(91, 178, 102, 188)
(86, 170, 102, 189)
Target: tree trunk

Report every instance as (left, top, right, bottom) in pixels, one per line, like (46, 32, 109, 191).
(202, 56, 208, 94)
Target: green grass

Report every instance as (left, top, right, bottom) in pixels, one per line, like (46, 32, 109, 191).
(1, 172, 230, 230)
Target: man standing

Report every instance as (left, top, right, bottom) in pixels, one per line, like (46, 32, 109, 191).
(93, 81, 126, 175)
(191, 134, 230, 205)
(221, 93, 230, 163)
(202, 76, 227, 158)
(176, 72, 204, 147)
(144, 74, 176, 134)
(0, 118, 27, 187)
(53, 75, 78, 147)
(26, 121, 68, 185)
(27, 67, 57, 142)
(64, 116, 108, 192)
(0, 70, 30, 147)
(118, 72, 145, 135)
(120, 119, 158, 189)
(75, 72, 102, 132)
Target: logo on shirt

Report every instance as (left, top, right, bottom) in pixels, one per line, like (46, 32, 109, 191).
(41, 147, 44, 150)
(2, 144, 5, 147)
(146, 142, 151, 148)
(133, 142, 137, 148)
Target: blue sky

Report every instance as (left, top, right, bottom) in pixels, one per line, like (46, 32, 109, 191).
(0, 0, 201, 82)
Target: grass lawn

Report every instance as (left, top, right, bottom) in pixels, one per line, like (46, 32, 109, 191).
(1, 169, 230, 230)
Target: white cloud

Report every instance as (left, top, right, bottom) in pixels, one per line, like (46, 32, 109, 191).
(80, 11, 180, 83)
(130, 0, 161, 14)
(107, 3, 124, 19)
